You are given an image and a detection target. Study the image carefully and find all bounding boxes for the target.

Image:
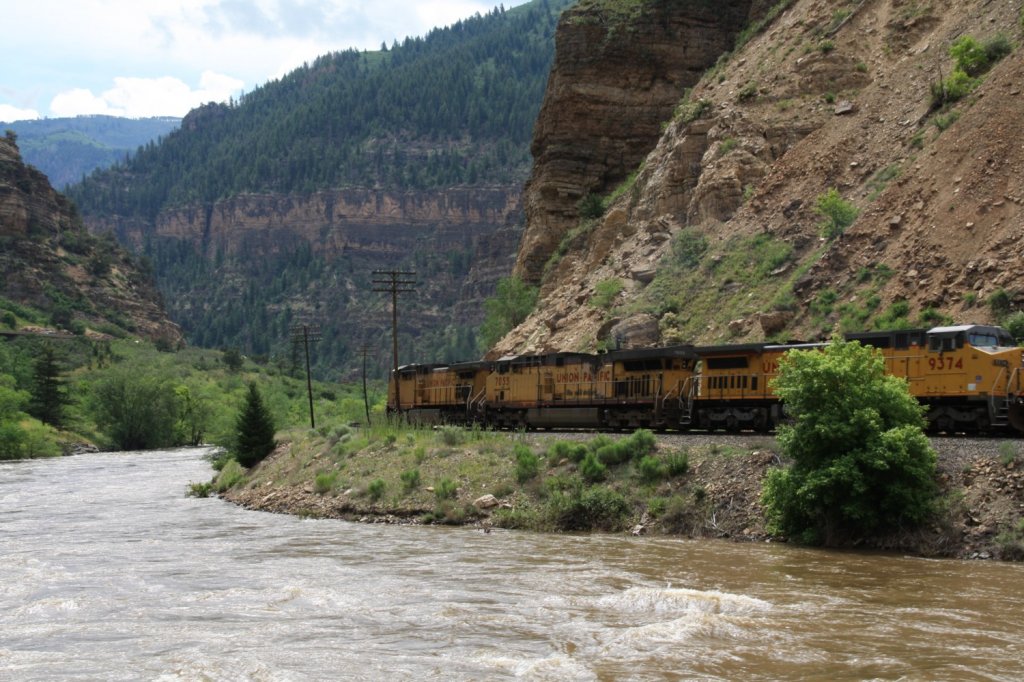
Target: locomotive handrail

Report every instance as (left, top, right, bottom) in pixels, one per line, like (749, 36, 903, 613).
(991, 365, 1008, 396)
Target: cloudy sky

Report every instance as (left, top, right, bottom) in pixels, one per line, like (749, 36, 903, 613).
(1, 0, 529, 123)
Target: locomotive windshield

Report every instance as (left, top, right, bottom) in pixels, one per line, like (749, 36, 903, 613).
(966, 329, 1015, 348)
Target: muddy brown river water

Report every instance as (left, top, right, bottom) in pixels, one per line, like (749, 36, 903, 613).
(2, 448, 1022, 680)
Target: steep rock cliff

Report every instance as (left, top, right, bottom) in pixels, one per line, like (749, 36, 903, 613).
(497, 0, 1024, 355)
(0, 134, 182, 344)
(514, 0, 768, 283)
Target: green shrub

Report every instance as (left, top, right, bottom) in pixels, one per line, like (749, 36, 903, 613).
(950, 35, 988, 76)
(999, 441, 1019, 467)
(624, 429, 657, 458)
(579, 451, 607, 483)
(514, 443, 541, 482)
(676, 98, 712, 124)
(989, 289, 1012, 321)
(1003, 311, 1024, 343)
(314, 471, 339, 494)
(737, 82, 759, 102)
(931, 69, 978, 108)
(636, 455, 666, 483)
(545, 485, 630, 531)
(761, 340, 937, 545)
(187, 482, 213, 498)
(668, 229, 709, 269)
(595, 442, 629, 466)
(435, 477, 458, 500)
(424, 500, 472, 525)
(590, 279, 624, 309)
(984, 35, 1013, 64)
(214, 459, 245, 493)
(438, 426, 466, 446)
(577, 193, 605, 220)
(367, 478, 386, 500)
(815, 188, 859, 239)
(647, 496, 668, 517)
(548, 440, 589, 463)
(400, 468, 422, 491)
(818, 39, 835, 53)
(995, 518, 1024, 561)
(666, 451, 690, 477)
(717, 137, 739, 157)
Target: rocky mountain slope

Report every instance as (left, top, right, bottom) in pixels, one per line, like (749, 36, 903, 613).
(0, 133, 181, 344)
(497, 0, 1024, 355)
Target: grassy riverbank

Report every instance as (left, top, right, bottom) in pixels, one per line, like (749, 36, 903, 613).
(210, 424, 1024, 561)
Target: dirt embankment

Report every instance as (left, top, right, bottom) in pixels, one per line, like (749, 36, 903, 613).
(219, 430, 1024, 561)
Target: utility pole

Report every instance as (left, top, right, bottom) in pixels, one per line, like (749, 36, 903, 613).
(290, 323, 321, 429)
(372, 269, 416, 414)
(358, 344, 373, 426)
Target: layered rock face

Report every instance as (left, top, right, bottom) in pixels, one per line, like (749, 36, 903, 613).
(514, 0, 760, 283)
(497, 0, 1024, 356)
(102, 187, 520, 263)
(0, 135, 182, 344)
(86, 183, 523, 366)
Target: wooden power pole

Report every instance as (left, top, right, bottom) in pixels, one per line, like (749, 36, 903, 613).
(290, 323, 321, 429)
(372, 270, 416, 413)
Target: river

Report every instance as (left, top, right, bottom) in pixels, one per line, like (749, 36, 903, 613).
(1, 448, 1023, 680)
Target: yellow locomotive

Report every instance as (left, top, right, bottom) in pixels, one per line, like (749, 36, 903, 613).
(387, 324, 1024, 435)
(846, 325, 1024, 433)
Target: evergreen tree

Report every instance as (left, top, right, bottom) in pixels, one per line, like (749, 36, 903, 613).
(27, 345, 68, 428)
(233, 382, 276, 467)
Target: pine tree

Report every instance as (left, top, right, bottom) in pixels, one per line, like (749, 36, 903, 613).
(233, 382, 276, 468)
(27, 345, 68, 428)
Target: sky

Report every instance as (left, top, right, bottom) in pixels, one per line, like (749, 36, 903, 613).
(1, 0, 530, 123)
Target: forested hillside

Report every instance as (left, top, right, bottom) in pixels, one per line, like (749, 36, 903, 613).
(69, 1, 567, 220)
(3, 116, 179, 189)
(67, 0, 571, 377)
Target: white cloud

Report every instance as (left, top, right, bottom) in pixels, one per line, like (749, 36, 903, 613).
(49, 71, 245, 118)
(2, 1, 533, 118)
(0, 104, 40, 123)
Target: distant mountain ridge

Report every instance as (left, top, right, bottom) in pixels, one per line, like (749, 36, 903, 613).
(2, 116, 180, 189)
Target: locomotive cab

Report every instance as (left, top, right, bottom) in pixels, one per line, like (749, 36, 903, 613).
(855, 324, 1024, 433)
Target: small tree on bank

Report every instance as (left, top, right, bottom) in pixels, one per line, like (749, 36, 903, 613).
(762, 339, 937, 545)
(233, 382, 276, 468)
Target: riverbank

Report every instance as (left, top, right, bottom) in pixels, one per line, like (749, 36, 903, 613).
(216, 425, 1024, 560)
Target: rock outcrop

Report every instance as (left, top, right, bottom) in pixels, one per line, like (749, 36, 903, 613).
(497, 0, 1024, 356)
(514, 0, 765, 283)
(0, 133, 182, 344)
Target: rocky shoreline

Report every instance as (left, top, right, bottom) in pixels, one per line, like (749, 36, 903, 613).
(220, 432, 1024, 561)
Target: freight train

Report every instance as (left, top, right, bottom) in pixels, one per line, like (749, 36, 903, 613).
(387, 324, 1024, 435)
